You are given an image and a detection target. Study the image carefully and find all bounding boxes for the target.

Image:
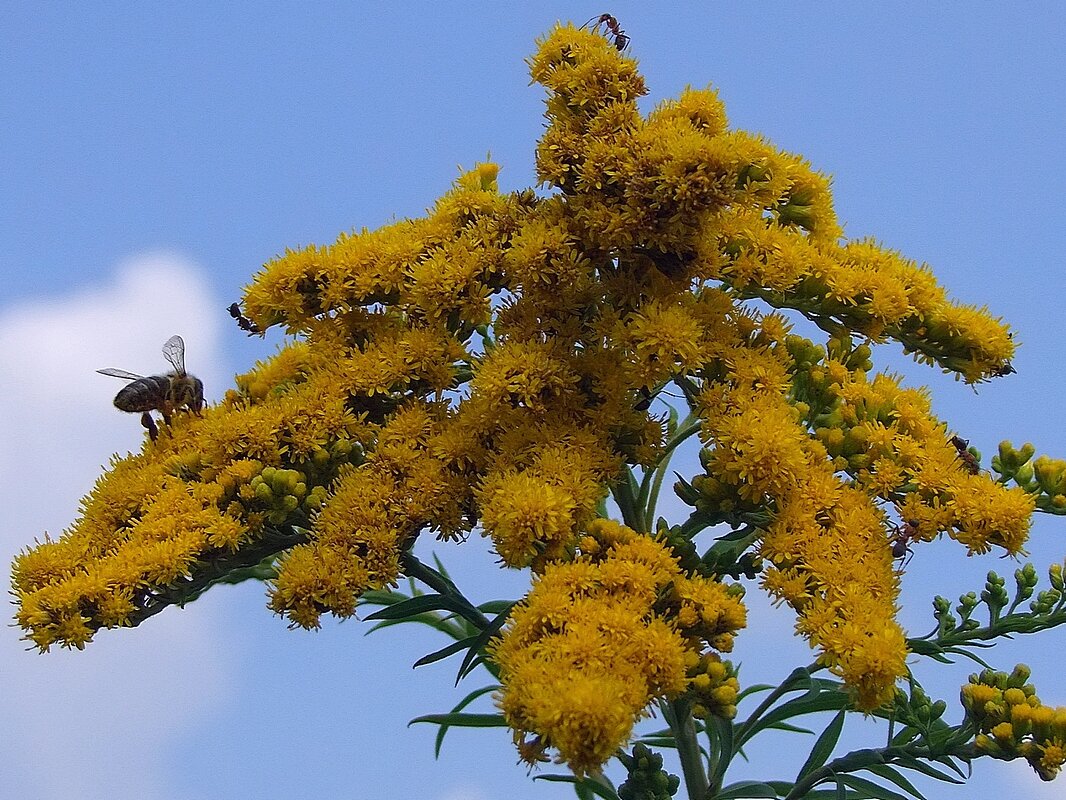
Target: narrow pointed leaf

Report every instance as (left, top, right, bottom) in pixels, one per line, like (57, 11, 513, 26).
(796, 710, 845, 780)
(737, 684, 775, 702)
(716, 780, 780, 798)
(456, 601, 517, 683)
(431, 684, 499, 757)
(864, 764, 927, 800)
(764, 721, 815, 735)
(477, 599, 517, 614)
(409, 712, 507, 728)
(412, 634, 480, 668)
(892, 757, 962, 784)
(534, 774, 619, 800)
(738, 686, 850, 746)
(836, 775, 911, 800)
(363, 593, 464, 621)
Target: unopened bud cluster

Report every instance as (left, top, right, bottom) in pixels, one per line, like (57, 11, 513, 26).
(617, 743, 681, 800)
(994, 441, 1066, 514)
(963, 665, 1066, 781)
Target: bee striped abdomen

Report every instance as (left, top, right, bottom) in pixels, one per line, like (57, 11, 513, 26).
(113, 376, 171, 412)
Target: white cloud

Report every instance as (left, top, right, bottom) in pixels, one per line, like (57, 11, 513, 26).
(0, 253, 232, 800)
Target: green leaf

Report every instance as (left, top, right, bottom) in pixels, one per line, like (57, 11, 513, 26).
(738, 684, 850, 746)
(456, 601, 517, 683)
(431, 684, 499, 757)
(534, 774, 619, 800)
(412, 634, 481, 668)
(364, 593, 467, 622)
(477, 599, 516, 614)
(802, 790, 860, 800)
(409, 712, 507, 729)
(431, 552, 453, 580)
(717, 780, 780, 798)
(707, 712, 734, 786)
(359, 588, 414, 606)
(796, 710, 845, 780)
(908, 755, 967, 782)
(836, 774, 911, 800)
(764, 721, 814, 735)
(635, 735, 678, 750)
(364, 611, 464, 637)
(929, 759, 972, 785)
(737, 684, 776, 703)
(864, 764, 927, 800)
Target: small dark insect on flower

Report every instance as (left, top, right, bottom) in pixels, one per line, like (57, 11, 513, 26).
(950, 435, 981, 475)
(97, 335, 204, 441)
(228, 302, 261, 334)
(584, 13, 630, 51)
(991, 361, 1016, 377)
(890, 519, 921, 568)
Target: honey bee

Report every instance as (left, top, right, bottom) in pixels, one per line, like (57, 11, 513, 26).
(97, 335, 204, 441)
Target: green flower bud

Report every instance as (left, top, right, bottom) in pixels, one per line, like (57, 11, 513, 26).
(1033, 456, 1066, 495)
(673, 476, 701, 506)
(1049, 563, 1064, 592)
(1008, 664, 1031, 687)
(1015, 462, 1036, 488)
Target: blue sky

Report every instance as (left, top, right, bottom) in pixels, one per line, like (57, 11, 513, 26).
(3, 4, 1066, 799)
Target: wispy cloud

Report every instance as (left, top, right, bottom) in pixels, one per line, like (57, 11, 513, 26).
(0, 253, 231, 800)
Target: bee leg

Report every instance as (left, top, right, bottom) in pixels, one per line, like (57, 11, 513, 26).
(141, 413, 159, 441)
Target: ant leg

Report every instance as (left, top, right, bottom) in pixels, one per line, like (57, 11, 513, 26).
(140, 413, 159, 441)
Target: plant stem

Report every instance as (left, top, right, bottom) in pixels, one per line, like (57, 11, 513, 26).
(782, 741, 977, 799)
(400, 551, 492, 629)
(664, 698, 709, 799)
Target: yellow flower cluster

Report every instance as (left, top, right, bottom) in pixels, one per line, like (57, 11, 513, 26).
(964, 665, 1066, 781)
(490, 519, 746, 775)
(687, 326, 905, 709)
(11, 23, 1028, 771)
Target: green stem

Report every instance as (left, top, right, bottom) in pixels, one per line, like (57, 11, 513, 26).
(129, 524, 309, 627)
(400, 551, 492, 630)
(782, 741, 977, 800)
(663, 698, 709, 799)
(637, 412, 702, 532)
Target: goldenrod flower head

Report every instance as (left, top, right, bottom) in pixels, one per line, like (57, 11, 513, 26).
(479, 471, 578, 568)
(491, 525, 742, 772)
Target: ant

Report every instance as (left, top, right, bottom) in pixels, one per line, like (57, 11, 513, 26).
(950, 435, 981, 475)
(890, 519, 921, 568)
(584, 13, 630, 51)
(227, 302, 262, 334)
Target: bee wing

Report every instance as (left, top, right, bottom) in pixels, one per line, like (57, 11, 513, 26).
(161, 335, 186, 375)
(97, 368, 146, 381)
